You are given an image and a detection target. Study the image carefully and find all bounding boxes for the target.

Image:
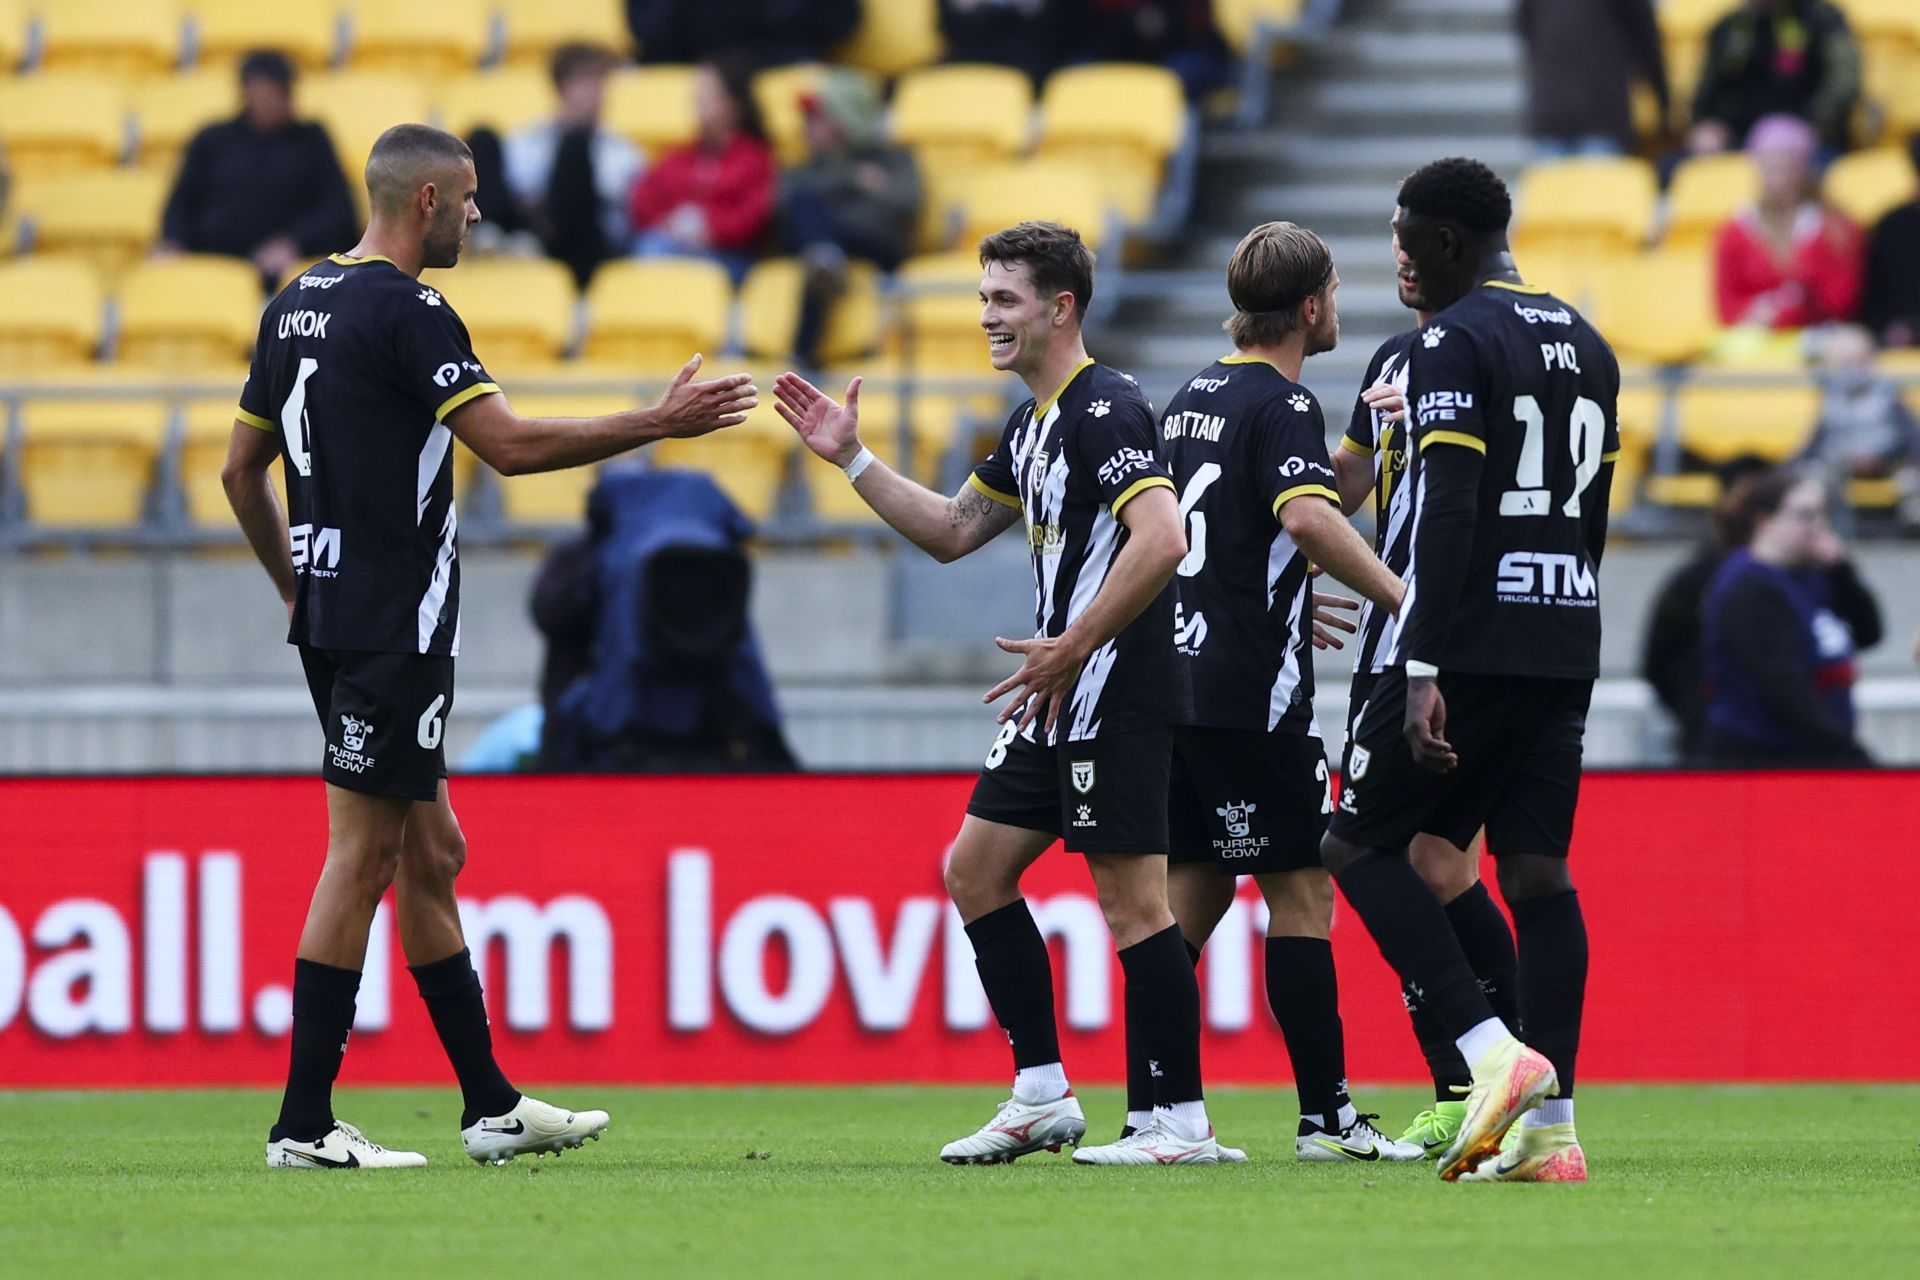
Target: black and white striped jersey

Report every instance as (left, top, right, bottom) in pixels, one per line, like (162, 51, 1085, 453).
(1340, 329, 1419, 676)
(237, 253, 500, 657)
(1160, 356, 1341, 735)
(969, 359, 1184, 743)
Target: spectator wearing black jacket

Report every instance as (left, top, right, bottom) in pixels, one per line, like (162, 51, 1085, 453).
(626, 0, 859, 68)
(1860, 133, 1920, 350)
(1688, 0, 1861, 155)
(939, 0, 1078, 87)
(158, 51, 356, 284)
(1517, 0, 1668, 157)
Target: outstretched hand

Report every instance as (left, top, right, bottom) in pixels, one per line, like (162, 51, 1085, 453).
(773, 371, 863, 468)
(1310, 591, 1360, 650)
(650, 354, 757, 439)
(984, 634, 1085, 737)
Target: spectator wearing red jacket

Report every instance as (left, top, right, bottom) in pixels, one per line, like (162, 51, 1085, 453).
(1714, 113, 1862, 331)
(627, 60, 774, 281)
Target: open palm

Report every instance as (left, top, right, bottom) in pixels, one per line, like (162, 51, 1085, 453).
(773, 372, 862, 467)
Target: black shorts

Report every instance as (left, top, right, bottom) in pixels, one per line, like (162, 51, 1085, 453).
(1347, 668, 1379, 736)
(966, 723, 1172, 855)
(299, 646, 455, 802)
(1329, 668, 1591, 858)
(1169, 728, 1332, 875)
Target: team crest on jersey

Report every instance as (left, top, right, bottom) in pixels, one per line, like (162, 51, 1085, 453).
(1216, 801, 1257, 838)
(1070, 760, 1096, 793)
(1347, 745, 1371, 780)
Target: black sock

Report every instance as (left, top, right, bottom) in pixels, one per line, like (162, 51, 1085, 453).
(271, 959, 361, 1143)
(1125, 933, 1207, 1125)
(964, 899, 1061, 1070)
(1265, 936, 1350, 1122)
(1404, 981, 1469, 1101)
(1446, 881, 1519, 1030)
(1509, 888, 1587, 1098)
(1333, 852, 1492, 1038)
(411, 948, 520, 1129)
(1118, 924, 1204, 1108)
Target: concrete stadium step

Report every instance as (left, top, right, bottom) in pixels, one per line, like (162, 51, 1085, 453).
(1320, 27, 1523, 74)
(1288, 78, 1524, 128)
(1364, 0, 1513, 34)
(1202, 131, 1533, 179)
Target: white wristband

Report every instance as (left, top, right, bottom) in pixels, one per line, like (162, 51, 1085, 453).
(842, 446, 876, 483)
(1405, 660, 1440, 679)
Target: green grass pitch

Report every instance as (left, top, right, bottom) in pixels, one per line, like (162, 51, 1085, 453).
(3, 1085, 1917, 1277)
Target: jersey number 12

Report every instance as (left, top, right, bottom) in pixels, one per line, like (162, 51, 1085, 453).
(1501, 394, 1605, 518)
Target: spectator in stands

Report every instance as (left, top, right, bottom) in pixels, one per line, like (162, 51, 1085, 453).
(625, 0, 859, 68)
(777, 70, 921, 364)
(1517, 0, 1667, 157)
(1860, 133, 1920, 350)
(157, 51, 355, 284)
(628, 59, 775, 281)
(1798, 325, 1920, 529)
(1696, 468, 1880, 767)
(1081, 0, 1232, 101)
(486, 43, 645, 288)
(1688, 0, 1860, 155)
(939, 0, 1077, 86)
(1713, 114, 1863, 338)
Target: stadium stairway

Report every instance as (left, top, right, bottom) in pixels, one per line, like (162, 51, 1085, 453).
(1098, 0, 1528, 415)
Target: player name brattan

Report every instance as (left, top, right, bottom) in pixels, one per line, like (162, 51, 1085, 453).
(1163, 410, 1226, 442)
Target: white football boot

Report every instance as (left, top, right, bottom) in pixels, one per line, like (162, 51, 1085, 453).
(1072, 1118, 1220, 1166)
(939, 1093, 1087, 1165)
(267, 1120, 427, 1170)
(1296, 1113, 1426, 1163)
(461, 1094, 610, 1165)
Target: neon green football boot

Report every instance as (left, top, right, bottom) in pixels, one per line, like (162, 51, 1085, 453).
(1399, 1100, 1467, 1158)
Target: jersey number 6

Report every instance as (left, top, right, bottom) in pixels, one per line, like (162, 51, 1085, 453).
(1175, 462, 1222, 578)
(279, 357, 319, 478)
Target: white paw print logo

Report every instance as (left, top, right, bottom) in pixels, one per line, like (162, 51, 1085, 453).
(1076, 804, 1093, 822)
(1288, 394, 1312, 412)
(1422, 326, 1446, 348)
(417, 288, 443, 307)
(1088, 399, 1111, 418)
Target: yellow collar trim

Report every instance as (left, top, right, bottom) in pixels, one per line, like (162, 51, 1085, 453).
(1219, 354, 1279, 369)
(1035, 358, 1095, 419)
(1483, 279, 1550, 296)
(329, 252, 399, 267)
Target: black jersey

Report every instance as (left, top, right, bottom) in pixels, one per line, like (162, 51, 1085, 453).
(236, 253, 501, 657)
(1341, 329, 1418, 677)
(969, 360, 1183, 743)
(1389, 281, 1621, 680)
(1161, 356, 1340, 734)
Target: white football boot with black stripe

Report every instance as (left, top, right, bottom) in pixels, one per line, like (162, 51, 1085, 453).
(1296, 1113, 1425, 1162)
(462, 1094, 610, 1165)
(266, 1120, 427, 1170)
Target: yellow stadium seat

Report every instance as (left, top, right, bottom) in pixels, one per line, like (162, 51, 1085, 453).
(1211, 0, 1307, 55)
(1037, 64, 1186, 225)
(650, 402, 792, 521)
(497, 0, 631, 67)
(1674, 382, 1820, 465)
(0, 0, 25, 70)
(17, 399, 168, 527)
(956, 159, 1110, 253)
(1512, 157, 1657, 258)
(0, 73, 127, 178)
(418, 257, 578, 370)
(1847, 475, 1901, 510)
(180, 399, 258, 526)
(0, 256, 106, 373)
(132, 70, 238, 172)
(342, 0, 490, 78)
(186, 0, 339, 70)
(737, 257, 881, 364)
(38, 0, 183, 77)
(893, 64, 1032, 248)
(1586, 249, 1720, 365)
(116, 255, 263, 372)
(1870, 42, 1920, 134)
(805, 384, 962, 504)
(1614, 381, 1666, 466)
(580, 257, 731, 371)
(603, 65, 700, 154)
(1664, 151, 1759, 249)
(753, 63, 829, 168)
(436, 67, 556, 138)
(13, 169, 170, 278)
(890, 252, 987, 374)
(834, 0, 939, 77)
(303, 71, 435, 213)
(1844, 0, 1920, 45)
(1656, 0, 1727, 41)
(1642, 471, 1720, 508)
(1823, 146, 1917, 228)
(486, 392, 633, 523)
(1514, 250, 1600, 313)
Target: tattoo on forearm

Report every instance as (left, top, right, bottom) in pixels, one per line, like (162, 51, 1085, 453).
(948, 487, 1002, 535)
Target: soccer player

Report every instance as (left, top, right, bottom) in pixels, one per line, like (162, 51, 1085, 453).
(1321, 156, 1618, 1182)
(774, 221, 1223, 1166)
(1145, 221, 1420, 1162)
(223, 124, 757, 1169)
(1333, 229, 1519, 1159)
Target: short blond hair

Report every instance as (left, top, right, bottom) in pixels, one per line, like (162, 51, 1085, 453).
(1223, 221, 1333, 348)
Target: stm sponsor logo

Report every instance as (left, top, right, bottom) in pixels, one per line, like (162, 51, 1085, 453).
(290, 523, 341, 576)
(1173, 601, 1208, 655)
(1163, 410, 1226, 443)
(1495, 551, 1598, 606)
(1416, 390, 1474, 426)
(277, 309, 330, 340)
(1097, 447, 1157, 486)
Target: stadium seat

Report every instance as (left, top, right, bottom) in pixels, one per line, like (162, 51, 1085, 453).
(0, 256, 107, 373)
(892, 64, 1033, 249)
(38, 0, 183, 77)
(1586, 250, 1720, 365)
(890, 252, 987, 374)
(1663, 152, 1759, 249)
(834, 0, 939, 77)
(603, 65, 701, 154)
(497, 0, 631, 67)
(753, 63, 827, 168)
(1641, 471, 1721, 509)
(0, 73, 128, 178)
(956, 159, 1110, 253)
(737, 257, 881, 365)
(116, 255, 264, 372)
(486, 393, 631, 524)
(132, 70, 238, 172)
(342, 0, 491, 78)
(580, 257, 731, 372)
(1615, 381, 1667, 465)
(1211, 0, 1307, 55)
(12, 169, 171, 278)
(436, 67, 556, 138)
(303, 71, 436, 209)
(418, 257, 579, 370)
(179, 398, 258, 526)
(1037, 64, 1187, 225)
(1515, 250, 1599, 313)
(1823, 147, 1917, 228)
(185, 0, 339, 70)
(649, 401, 792, 522)
(1511, 157, 1657, 258)
(16, 399, 168, 528)
(0, 0, 25, 71)
(1673, 382, 1821, 465)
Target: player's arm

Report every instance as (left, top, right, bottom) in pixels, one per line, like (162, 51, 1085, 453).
(448, 355, 756, 476)
(772, 371, 1019, 562)
(986, 484, 1185, 734)
(1280, 494, 1403, 614)
(220, 421, 296, 614)
(1332, 444, 1373, 517)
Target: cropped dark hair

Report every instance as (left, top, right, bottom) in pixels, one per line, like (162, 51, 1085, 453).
(1714, 467, 1802, 550)
(1398, 156, 1513, 235)
(1224, 220, 1333, 348)
(707, 54, 767, 142)
(549, 41, 618, 90)
(978, 220, 1096, 322)
(365, 124, 474, 212)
